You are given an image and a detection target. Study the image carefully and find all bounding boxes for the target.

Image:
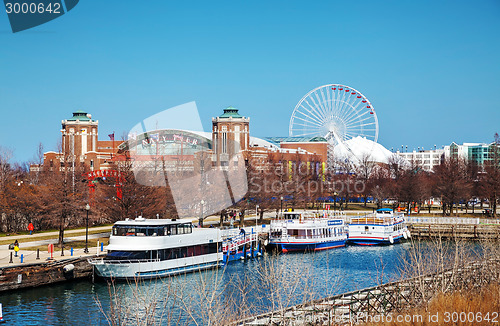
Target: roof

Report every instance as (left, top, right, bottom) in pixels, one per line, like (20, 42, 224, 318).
(219, 106, 243, 118)
(333, 136, 393, 164)
(265, 136, 327, 145)
(67, 110, 91, 121)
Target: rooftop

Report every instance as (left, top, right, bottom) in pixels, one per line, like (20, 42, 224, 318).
(66, 110, 92, 121)
(219, 106, 243, 118)
(265, 136, 328, 145)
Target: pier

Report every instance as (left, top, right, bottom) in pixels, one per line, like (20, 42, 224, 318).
(0, 257, 93, 292)
(409, 224, 500, 240)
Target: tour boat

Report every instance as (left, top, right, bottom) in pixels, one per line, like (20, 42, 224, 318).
(268, 211, 347, 253)
(347, 208, 410, 245)
(89, 217, 223, 280)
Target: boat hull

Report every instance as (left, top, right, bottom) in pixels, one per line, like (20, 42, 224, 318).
(270, 239, 346, 253)
(91, 253, 223, 280)
(347, 234, 404, 246)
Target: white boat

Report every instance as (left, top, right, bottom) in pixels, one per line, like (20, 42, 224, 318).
(89, 217, 222, 280)
(347, 208, 410, 245)
(268, 211, 347, 253)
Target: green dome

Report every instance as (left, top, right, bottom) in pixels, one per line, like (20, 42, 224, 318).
(67, 110, 91, 121)
(219, 106, 243, 118)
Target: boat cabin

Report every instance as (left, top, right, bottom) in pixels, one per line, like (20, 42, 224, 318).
(112, 217, 193, 237)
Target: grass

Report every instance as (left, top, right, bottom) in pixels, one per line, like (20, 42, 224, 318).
(0, 224, 113, 238)
(0, 228, 111, 246)
(22, 238, 110, 251)
(359, 282, 500, 326)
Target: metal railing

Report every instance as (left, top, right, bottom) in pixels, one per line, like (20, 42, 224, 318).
(88, 257, 160, 265)
(407, 216, 483, 225)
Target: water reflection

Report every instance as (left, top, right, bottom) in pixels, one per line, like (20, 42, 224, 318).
(0, 244, 420, 325)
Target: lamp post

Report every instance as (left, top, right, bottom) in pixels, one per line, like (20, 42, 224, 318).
(84, 204, 90, 253)
(280, 196, 284, 215)
(199, 200, 205, 227)
(255, 204, 259, 227)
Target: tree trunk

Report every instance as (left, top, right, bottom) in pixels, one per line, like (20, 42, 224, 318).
(259, 209, 264, 223)
(58, 211, 65, 246)
(239, 210, 245, 225)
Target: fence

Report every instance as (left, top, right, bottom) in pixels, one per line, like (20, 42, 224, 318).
(235, 259, 500, 325)
(407, 216, 500, 225)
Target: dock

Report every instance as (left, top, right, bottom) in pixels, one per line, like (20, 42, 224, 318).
(0, 257, 93, 292)
(408, 223, 500, 240)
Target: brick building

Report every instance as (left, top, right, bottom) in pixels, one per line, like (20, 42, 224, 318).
(30, 110, 121, 173)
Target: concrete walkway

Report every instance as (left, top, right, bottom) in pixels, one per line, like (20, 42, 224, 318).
(0, 225, 112, 242)
(0, 226, 112, 268)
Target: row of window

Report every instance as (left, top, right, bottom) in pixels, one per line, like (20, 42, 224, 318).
(112, 223, 193, 237)
(107, 243, 220, 261)
(271, 227, 343, 239)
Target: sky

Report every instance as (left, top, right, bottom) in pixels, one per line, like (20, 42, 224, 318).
(1, 0, 500, 163)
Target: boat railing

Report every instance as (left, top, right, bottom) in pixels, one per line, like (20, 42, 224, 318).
(222, 232, 258, 253)
(348, 216, 401, 226)
(88, 257, 161, 265)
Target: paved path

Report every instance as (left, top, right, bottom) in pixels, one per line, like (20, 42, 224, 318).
(0, 225, 112, 242)
(0, 226, 112, 268)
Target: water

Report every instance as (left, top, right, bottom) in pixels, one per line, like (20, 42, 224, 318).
(0, 243, 415, 325)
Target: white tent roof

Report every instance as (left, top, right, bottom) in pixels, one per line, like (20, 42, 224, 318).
(333, 136, 393, 164)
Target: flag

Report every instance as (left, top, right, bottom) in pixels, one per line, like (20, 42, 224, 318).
(108, 132, 115, 141)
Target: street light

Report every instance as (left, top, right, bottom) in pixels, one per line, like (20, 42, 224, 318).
(199, 200, 205, 227)
(84, 204, 90, 253)
(280, 196, 284, 216)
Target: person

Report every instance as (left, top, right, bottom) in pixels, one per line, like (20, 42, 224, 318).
(28, 222, 34, 235)
(14, 240, 19, 257)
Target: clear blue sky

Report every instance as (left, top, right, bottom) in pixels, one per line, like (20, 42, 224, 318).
(1, 0, 500, 163)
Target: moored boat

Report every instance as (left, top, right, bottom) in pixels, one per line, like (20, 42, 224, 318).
(89, 217, 223, 280)
(268, 211, 347, 253)
(347, 208, 410, 245)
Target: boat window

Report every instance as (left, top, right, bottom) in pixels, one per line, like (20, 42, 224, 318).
(364, 226, 369, 232)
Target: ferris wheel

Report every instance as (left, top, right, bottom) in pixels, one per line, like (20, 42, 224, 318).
(289, 84, 378, 152)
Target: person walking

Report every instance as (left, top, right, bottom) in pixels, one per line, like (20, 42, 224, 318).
(28, 222, 34, 235)
(14, 240, 19, 257)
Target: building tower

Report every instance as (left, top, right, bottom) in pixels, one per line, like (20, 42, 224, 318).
(61, 110, 99, 168)
(212, 107, 250, 166)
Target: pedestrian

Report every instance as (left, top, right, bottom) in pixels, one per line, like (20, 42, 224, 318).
(14, 240, 19, 257)
(28, 222, 34, 235)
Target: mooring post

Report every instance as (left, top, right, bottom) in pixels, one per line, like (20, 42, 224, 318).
(9, 252, 13, 264)
(20, 254, 23, 263)
(36, 248, 40, 260)
(71, 247, 74, 256)
(100, 242, 104, 252)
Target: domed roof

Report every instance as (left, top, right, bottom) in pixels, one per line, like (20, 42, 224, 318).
(67, 110, 91, 121)
(333, 136, 392, 164)
(219, 106, 243, 118)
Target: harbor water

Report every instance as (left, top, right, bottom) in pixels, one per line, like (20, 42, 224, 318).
(0, 243, 429, 325)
